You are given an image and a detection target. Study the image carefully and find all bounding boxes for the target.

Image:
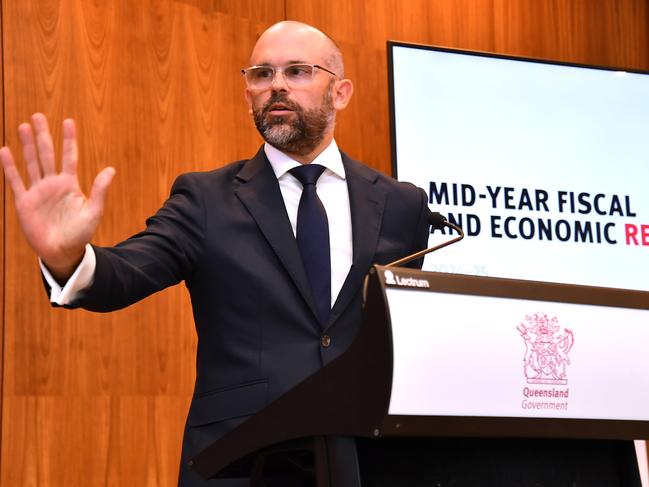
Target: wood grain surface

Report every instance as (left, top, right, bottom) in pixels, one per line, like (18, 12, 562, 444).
(1, 0, 648, 485)
(0, 1, 4, 478)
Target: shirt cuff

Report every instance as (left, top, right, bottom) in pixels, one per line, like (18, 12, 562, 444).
(39, 244, 96, 305)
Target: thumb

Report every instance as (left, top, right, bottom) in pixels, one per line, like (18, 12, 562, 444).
(88, 166, 116, 216)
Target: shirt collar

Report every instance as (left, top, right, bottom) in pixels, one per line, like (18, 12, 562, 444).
(264, 140, 346, 180)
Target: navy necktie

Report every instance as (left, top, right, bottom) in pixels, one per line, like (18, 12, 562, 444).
(289, 164, 331, 327)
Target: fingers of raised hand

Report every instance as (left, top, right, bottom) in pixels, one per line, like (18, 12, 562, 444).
(14, 113, 79, 187)
(61, 119, 78, 175)
(31, 113, 56, 176)
(88, 166, 116, 216)
(0, 146, 27, 196)
(18, 121, 42, 185)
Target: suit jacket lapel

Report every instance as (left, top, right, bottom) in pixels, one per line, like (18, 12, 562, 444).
(233, 148, 318, 319)
(327, 153, 387, 328)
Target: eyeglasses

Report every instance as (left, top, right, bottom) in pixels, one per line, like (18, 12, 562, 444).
(241, 63, 338, 89)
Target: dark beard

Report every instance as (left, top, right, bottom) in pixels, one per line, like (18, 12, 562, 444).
(253, 90, 334, 157)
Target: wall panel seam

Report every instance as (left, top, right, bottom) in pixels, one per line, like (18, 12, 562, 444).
(0, 0, 6, 479)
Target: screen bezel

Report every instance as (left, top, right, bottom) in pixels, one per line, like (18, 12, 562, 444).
(387, 41, 649, 179)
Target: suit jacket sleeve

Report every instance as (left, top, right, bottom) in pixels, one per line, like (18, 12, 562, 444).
(69, 173, 206, 312)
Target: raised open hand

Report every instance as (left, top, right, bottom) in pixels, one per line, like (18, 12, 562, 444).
(0, 113, 115, 280)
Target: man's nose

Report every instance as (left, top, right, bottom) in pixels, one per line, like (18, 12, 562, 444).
(271, 69, 289, 91)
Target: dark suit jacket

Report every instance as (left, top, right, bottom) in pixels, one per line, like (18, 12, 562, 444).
(69, 148, 430, 485)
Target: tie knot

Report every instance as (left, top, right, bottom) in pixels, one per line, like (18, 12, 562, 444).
(289, 164, 326, 187)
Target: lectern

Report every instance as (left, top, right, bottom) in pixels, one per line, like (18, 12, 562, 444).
(190, 265, 649, 486)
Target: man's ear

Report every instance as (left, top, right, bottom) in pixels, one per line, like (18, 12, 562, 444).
(332, 79, 354, 111)
(244, 89, 253, 114)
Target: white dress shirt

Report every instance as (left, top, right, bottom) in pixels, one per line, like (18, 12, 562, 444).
(265, 140, 353, 309)
(42, 139, 354, 310)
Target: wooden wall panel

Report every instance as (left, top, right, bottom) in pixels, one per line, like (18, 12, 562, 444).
(1, 0, 283, 485)
(0, 0, 4, 476)
(2, 396, 189, 486)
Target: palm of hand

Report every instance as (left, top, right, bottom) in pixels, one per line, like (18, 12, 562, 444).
(14, 172, 97, 264)
(0, 113, 115, 274)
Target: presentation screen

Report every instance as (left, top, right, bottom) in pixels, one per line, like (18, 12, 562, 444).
(388, 42, 649, 292)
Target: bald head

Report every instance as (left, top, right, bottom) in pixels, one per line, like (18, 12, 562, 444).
(251, 21, 344, 78)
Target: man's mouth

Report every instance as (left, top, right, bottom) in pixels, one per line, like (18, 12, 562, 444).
(267, 103, 294, 115)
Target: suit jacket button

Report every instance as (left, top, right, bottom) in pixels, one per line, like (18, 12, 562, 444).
(321, 335, 331, 348)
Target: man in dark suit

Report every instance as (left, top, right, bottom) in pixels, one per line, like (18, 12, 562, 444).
(1, 21, 430, 486)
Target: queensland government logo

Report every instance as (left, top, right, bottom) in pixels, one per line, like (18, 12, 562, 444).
(517, 312, 574, 385)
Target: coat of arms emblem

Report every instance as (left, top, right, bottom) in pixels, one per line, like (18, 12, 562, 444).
(517, 312, 574, 385)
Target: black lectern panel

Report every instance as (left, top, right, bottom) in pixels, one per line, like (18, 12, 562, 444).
(356, 437, 641, 487)
(189, 268, 394, 479)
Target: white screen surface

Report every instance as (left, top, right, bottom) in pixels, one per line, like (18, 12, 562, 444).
(390, 44, 649, 291)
